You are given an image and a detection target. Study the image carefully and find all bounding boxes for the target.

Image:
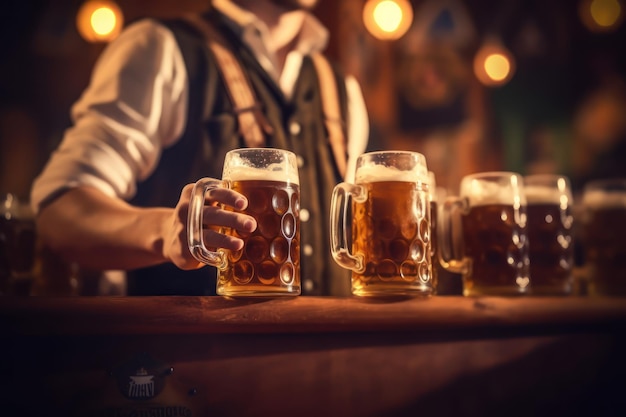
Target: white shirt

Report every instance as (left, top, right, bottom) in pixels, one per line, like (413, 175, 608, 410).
(31, 0, 369, 212)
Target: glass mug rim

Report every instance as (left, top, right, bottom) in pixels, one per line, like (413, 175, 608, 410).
(222, 147, 299, 184)
(357, 149, 426, 158)
(461, 171, 522, 181)
(524, 174, 573, 204)
(458, 171, 526, 207)
(583, 177, 626, 192)
(582, 178, 626, 209)
(524, 174, 572, 187)
(355, 150, 429, 185)
(356, 150, 427, 166)
(524, 173, 570, 180)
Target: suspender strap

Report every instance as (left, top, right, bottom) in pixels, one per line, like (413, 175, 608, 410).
(183, 14, 265, 148)
(183, 14, 348, 176)
(310, 52, 347, 179)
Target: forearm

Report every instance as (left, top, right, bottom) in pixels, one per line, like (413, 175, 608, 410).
(36, 186, 170, 270)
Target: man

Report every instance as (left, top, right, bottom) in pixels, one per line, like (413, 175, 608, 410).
(30, 0, 369, 295)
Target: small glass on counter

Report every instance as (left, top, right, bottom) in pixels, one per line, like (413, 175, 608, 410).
(0, 193, 36, 295)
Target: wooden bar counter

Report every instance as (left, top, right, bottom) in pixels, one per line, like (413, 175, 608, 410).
(1, 295, 626, 416)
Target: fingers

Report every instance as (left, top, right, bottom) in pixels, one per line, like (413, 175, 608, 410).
(180, 183, 247, 209)
(168, 183, 257, 270)
(203, 204, 256, 232)
(205, 187, 248, 211)
(201, 228, 246, 252)
(182, 183, 256, 233)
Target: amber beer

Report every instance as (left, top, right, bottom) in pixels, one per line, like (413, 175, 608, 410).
(581, 180, 626, 296)
(188, 148, 300, 297)
(351, 180, 431, 295)
(429, 199, 438, 291)
(331, 151, 432, 297)
(426, 172, 438, 293)
(438, 172, 530, 296)
(460, 204, 530, 295)
(218, 178, 300, 295)
(524, 176, 574, 295)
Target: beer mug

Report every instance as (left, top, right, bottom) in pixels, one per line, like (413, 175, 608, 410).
(524, 175, 574, 295)
(426, 173, 461, 295)
(188, 148, 300, 297)
(427, 172, 439, 293)
(0, 193, 36, 296)
(580, 179, 626, 296)
(330, 151, 433, 297)
(438, 172, 530, 296)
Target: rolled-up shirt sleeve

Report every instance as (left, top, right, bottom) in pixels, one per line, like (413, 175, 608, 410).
(31, 19, 188, 213)
(345, 74, 369, 184)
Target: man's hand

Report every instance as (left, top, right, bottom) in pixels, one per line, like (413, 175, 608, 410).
(164, 183, 257, 270)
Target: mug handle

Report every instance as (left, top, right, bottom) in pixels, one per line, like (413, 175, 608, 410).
(329, 182, 366, 273)
(438, 196, 470, 275)
(187, 177, 229, 269)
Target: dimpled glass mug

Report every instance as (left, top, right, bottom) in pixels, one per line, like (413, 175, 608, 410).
(580, 179, 626, 296)
(188, 148, 300, 297)
(524, 174, 574, 295)
(330, 151, 433, 297)
(438, 172, 530, 296)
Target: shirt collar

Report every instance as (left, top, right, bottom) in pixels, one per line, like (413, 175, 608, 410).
(212, 0, 329, 79)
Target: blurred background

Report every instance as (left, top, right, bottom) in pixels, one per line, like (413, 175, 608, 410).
(1, 0, 625, 201)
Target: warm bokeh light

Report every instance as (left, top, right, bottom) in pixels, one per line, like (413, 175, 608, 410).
(473, 40, 516, 87)
(591, 0, 622, 26)
(363, 0, 414, 40)
(91, 7, 117, 36)
(76, 0, 124, 43)
(579, 0, 624, 32)
(374, 1, 403, 32)
(484, 54, 511, 82)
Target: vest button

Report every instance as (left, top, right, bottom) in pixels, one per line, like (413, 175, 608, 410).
(289, 121, 302, 136)
(303, 244, 313, 256)
(296, 155, 305, 168)
(304, 279, 315, 292)
(300, 208, 310, 222)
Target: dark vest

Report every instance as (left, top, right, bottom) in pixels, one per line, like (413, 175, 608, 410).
(126, 13, 351, 296)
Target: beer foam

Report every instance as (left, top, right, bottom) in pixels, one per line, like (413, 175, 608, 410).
(225, 165, 299, 185)
(583, 189, 626, 209)
(462, 179, 523, 206)
(427, 171, 436, 188)
(524, 185, 566, 204)
(222, 150, 299, 184)
(356, 163, 428, 184)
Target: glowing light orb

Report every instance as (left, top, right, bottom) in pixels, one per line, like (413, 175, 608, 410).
(484, 53, 511, 82)
(91, 7, 117, 36)
(363, 0, 414, 40)
(473, 40, 516, 87)
(591, 0, 622, 27)
(77, 0, 124, 43)
(579, 0, 623, 32)
(373, 1, 404, 33)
